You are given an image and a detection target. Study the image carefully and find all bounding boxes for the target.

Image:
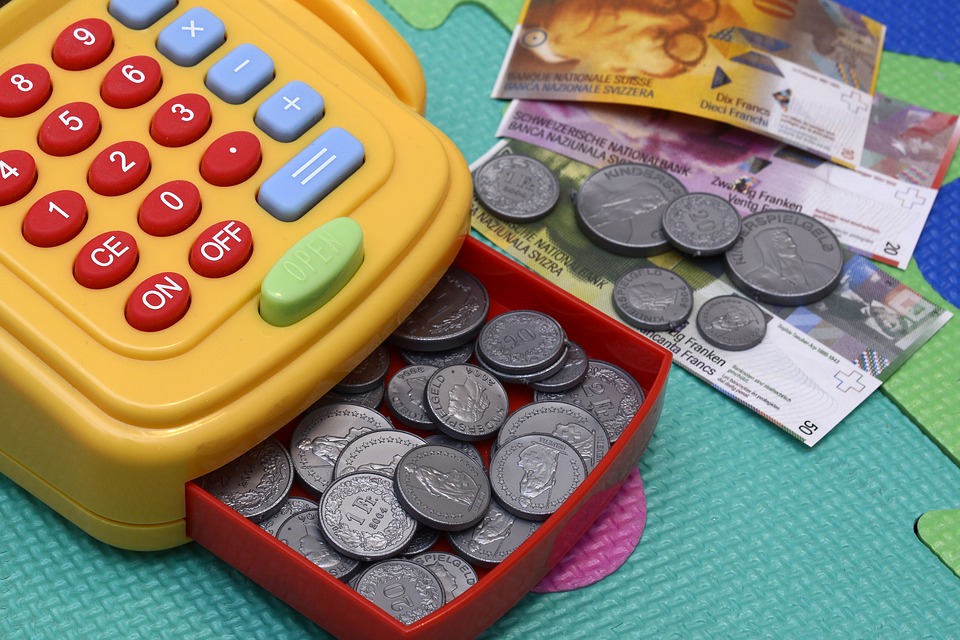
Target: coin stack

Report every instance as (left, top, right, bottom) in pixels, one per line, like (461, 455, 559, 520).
(198, 265, 645, 625)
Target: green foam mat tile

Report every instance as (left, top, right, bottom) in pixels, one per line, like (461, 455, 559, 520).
(918, 510, 960, 579)
(382, 0, 520, 30)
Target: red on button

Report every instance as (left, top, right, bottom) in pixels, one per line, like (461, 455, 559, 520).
(0, 149, 38, 206)
(0, 63, 52, 117)
(101, 56, 163, 109)
(200, 131, 261, 187)
(38, 101, 101, 156)
(150, 93, 211, 147)
(88, 140, 151, 196)
(138, 180, 201, 236)
(190, 220, 253, 278)
(22, 190, 87, 247)
(74, 230, 138, 289)
(125, 272, 191, 332)
(52, 18, 114, 71)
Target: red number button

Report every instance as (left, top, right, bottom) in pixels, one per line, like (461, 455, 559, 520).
(200, 131, 261, 186)
(0, 149, 37, 205)
(125, 272, 191, 332)
(38, 101, 101, 156)
(0, 63, 52, 117)
(190, 220, 253, 278)
(88, 141, 151, 196)
(22, 190, 87, 247)
(52, 18, 114, 71)
(150, 93, 211, 147)
(74, 230, 138, 289)
(101, 56, 163, 109)
(138, 180, 201, 236)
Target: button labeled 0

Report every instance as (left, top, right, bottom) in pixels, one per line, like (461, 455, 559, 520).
(73, 230, 138, 289)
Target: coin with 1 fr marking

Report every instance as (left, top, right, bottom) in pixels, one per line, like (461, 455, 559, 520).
(474, 153, 560, 222)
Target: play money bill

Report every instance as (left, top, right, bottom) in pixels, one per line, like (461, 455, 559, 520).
(469, 139, 952, 446)
(497, 99, 959, 269)
(492, 0, 885, 166)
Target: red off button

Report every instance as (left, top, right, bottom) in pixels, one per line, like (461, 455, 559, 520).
(73, 230, 138, 289)
(189, 220, 253, 278)
(125, 272, 191, 332)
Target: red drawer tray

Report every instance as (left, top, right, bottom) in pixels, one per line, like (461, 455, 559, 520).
(185, 235, 672, 639)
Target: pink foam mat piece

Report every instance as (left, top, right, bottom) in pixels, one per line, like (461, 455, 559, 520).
(532, 467, 646, 593)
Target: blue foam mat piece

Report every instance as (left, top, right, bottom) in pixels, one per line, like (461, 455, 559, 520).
(916, 179, 960, 307)
(843, 0, 960, 64)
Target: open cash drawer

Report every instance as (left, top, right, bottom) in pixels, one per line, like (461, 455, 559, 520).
(186, 235, 672, 640)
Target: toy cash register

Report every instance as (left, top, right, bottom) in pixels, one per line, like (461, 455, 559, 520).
(0, 0, 472, 550)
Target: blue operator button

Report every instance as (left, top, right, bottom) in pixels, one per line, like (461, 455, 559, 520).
(255, 81, 325, 142)
(157, 7, 225, 67)
(206, 44, 275, 104)
(258, 127, 365, 222)
(109, 0, 177, 30)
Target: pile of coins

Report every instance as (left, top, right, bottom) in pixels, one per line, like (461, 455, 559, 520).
(198, 266, 645, 625)
(478, 155, 847, 353)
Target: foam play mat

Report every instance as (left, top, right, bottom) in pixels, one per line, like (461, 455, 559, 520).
(1, 0, 959, 638)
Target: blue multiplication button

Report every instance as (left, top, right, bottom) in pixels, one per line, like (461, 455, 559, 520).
(258, 128, 364, 222)
(109, 0, 177, 29)
(255, 81, 325, 142)
(206, 44, 275, 105)
(157, 7, 225, 67)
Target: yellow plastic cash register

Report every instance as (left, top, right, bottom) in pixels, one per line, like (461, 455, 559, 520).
(0, 0, 472, 550)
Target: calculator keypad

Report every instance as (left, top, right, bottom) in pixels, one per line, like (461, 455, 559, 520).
(1, 2, 373, 335)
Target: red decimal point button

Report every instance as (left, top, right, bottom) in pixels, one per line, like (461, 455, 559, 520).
(88, 141, 151, 196)
(22, 190, 87, 247)
(150, 93, 211, 147)
(200, 131, 261, 186)
(125, 272, 191, 332)
(38, 101, 101, 156)
(0, 149, 38, 206)
(101, 56, 163, 109)
(74, 230, 138, 289)
(190, 220, 253, 278)
(0, 63, 52, 117)
(138, 180, 201, 236)
(52, 18, 114, 71)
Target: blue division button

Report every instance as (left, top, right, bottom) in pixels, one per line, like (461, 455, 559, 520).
(156, 7, 225, 67)
(205, 44, 275, 105)
(257, 127, 364, 222)
(255, 81, 325, 142)
(109, 0, 177, 29)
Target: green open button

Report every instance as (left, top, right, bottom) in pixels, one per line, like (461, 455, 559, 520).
(259, 217, 364, 327)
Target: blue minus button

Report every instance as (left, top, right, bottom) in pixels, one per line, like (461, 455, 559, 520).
(258, 128, 364, 222)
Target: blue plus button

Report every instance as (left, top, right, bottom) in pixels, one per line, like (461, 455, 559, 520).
(255, 81, 325, 142)
(206, 44, 275, 104)
(258, 128, 365, 222)
(157, 7, 225, 67)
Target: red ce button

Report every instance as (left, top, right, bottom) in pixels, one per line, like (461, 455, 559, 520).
(73, 230, 138, 289)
